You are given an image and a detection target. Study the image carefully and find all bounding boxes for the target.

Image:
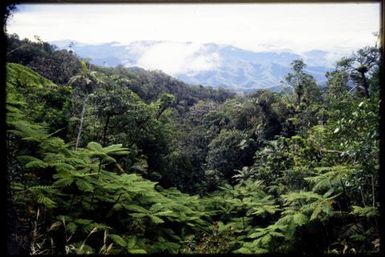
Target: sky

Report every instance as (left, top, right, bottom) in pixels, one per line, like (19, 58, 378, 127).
(6, 3, 380, 75)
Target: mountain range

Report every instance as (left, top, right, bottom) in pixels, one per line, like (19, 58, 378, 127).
(51, 40, 335, 92)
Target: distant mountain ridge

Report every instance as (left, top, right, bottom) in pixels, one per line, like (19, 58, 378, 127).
(51, 40, 334, 92)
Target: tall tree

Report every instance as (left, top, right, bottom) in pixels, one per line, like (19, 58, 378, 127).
(336, 46, 379, 98)
(285, 59, 319, 106)
(69, 61, 103, 149)
(325, 70, 349, 99)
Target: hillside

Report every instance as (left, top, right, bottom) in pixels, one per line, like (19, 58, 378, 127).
(6, 34, 235, 108)
(51, 40, 333, 91)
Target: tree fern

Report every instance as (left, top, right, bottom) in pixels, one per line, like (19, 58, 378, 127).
(351, 206, 378, 218)
(305, 165, 356, 192)
(27, 185, 57, 208)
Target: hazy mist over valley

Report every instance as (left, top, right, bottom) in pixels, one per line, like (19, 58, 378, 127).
(51, 40, 337, 92)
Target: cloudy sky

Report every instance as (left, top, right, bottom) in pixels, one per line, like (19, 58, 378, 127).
(7, 3, 380, 74)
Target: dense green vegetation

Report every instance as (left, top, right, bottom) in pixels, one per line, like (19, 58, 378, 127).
(6, 34, 380, 254)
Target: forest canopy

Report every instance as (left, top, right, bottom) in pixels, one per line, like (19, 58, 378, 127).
(5, 33, 380, 254)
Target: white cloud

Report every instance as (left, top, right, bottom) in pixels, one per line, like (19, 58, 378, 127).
(7, 3, 379, 54)
(135, 42, 222, 75)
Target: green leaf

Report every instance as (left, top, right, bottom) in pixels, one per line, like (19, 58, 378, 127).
(323, 188, 334, 198)
(310, 205, 323, 220)
(124, 204, 148, 214)
(75, 179, 94, 192)
(351, 206, 378, 218)
(54, 177, 74, 187)
(110, 234, 126, 247)
(249, 229, 267, 239)
(260, 234, 272, 246)
(67, 222, 78, 234)
(126, 237, 137, 249)
(292, 212, 308, 225)
(36, 194, 56, 208)
(128, 249, 147, 254)
(149, 215, 165, 224)
(25, 159, 49, 169)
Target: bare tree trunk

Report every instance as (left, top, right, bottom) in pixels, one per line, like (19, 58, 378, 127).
(371, 175, 376, 207)
(359, 71, 370, 98)
(297, 92, 302, 106)
(102, 114, 111, 146)
(75, 95, 89, 150)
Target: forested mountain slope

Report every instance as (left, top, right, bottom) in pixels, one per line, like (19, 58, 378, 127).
(50, 40, 332, 91)
(6, 34, 235, 108)
(6, 35, 380, 254)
